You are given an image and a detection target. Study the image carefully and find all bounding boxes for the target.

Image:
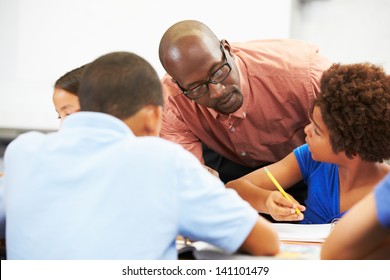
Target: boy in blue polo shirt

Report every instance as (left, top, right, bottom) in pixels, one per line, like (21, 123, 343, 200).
(1, 51, 278, 259)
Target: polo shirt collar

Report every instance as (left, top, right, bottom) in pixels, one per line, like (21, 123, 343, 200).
(61, 111, 135, 137)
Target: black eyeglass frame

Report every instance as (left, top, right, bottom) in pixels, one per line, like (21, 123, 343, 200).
(175, 44, 232, 100)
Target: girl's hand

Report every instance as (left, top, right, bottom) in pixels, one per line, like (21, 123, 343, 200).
(266, 191, 305, 221)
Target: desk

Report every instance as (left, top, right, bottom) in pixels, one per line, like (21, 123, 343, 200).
(177, 240, 321, 260)
(0, 239, 5, 260)
(177, 223, 329, 260)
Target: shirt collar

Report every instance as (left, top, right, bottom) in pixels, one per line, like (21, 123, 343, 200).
(61, 111, 135, 137)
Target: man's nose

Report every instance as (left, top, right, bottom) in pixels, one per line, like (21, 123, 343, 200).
(208, 83, 225, 99)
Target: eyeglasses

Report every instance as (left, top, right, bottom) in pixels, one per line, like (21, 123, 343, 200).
(175, 45, 231, 100)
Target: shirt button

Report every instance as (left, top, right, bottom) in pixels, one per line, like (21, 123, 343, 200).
(230, 127, 235, 132)
(241, 152, 247, 157)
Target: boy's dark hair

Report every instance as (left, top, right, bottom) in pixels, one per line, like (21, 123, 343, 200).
(316, 63, 390, 162)
(54, 64, 89, 95)
(79, 51, 163, 120)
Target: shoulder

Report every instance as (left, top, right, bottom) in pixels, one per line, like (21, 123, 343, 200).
(293, 144, 313, 168)
(293, 143, 310, 158)
(161, 74, 181, 98)
(139, 136, 196, 160)
(6, 131, 46, 151)
(231, 39, 319, 54)
(3, 131, 48, 164)
(160, 74, 196, 109)
(293, 144, 333, 176)
(139, 137, 212, 185)
(374, 173, 390, 228)
(375, 173, 390, 196)
(231, 39, 322, 74)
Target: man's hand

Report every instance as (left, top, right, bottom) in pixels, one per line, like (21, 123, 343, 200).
(203, 165, 219, 178)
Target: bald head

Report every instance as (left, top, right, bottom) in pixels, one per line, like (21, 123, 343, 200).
(159, 20, 221, 72)
(158, 20, 243, 114)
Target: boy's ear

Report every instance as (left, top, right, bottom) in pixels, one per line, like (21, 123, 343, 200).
(144, 105, 162, 136)
(123, 105, 162, 137)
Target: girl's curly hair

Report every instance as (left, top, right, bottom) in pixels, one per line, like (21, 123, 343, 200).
(315, 63, 390, 162)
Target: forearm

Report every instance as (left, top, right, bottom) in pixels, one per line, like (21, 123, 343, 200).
(363, 236, 390, 259)
(322, 228, 390, 260)
(239, 218, 280, 256)
(226, 179, 272, 213)
(321, 193, 387, 259)
(0, 176, 5, 239)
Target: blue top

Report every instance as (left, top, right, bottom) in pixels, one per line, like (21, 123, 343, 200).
(294, 144, 345, 224)
(2, 112, 258, 259)
(374, 173, 390, 228)
(0, 176, 4, 239)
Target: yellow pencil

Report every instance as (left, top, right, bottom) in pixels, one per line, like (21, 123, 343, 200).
(263, 167, 301, 215)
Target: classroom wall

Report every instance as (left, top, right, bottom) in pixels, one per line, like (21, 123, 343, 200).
(0, 0, 293, 132)
(1, 0, 389, 134)
(290, 0, 390, 72)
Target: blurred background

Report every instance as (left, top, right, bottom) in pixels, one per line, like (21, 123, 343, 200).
(1, 0, 390, 170)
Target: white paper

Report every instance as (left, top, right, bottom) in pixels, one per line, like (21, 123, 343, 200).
(271, 223, 332, 243)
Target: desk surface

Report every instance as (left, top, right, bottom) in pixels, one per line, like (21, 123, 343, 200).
(177, 240, 322, 260)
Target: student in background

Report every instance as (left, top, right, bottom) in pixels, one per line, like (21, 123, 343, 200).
(53, 63, 89, 121)
(0, 63, 89, 259)
(226, 63, 390, 224)
(0, 64, 87, 222)
(321, 173, 390, 259)
(1, 51, 279, 259)
(54, 62, 218, 178)
(158, 20, 332, 209)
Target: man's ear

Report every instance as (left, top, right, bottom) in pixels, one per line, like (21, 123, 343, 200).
(221, 39, 232, 55)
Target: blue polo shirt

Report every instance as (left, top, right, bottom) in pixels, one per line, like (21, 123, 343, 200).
(2, 112, 258, 259)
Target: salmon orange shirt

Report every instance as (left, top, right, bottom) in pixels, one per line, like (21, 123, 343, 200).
(160, 39, 332, 166)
